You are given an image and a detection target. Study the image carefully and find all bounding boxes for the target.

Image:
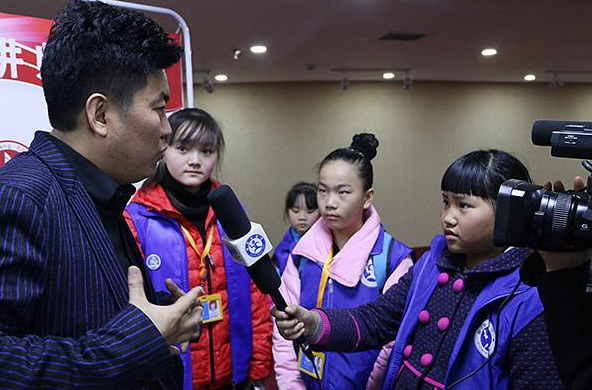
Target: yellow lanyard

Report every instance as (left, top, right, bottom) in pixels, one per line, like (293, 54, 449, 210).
(181, 224, 215, 280)
(316, 248, 334, 307)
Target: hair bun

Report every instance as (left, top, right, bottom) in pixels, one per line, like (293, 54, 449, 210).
(350, 133, 379, 161)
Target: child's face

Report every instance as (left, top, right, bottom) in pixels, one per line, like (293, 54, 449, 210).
(287, 194, 320, 236)
(163, 141, 218, 191)
(317, 160, 373, 236)
(441, 191, 499, 266)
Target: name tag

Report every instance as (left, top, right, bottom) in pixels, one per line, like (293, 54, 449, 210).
(297, 347, 325, 380)
(199, 293, 223, 323)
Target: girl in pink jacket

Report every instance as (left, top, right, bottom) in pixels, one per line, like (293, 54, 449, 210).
(272, 133, 414, 390)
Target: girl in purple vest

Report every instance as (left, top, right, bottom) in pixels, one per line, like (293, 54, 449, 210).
(272, 182, 320, 275)
(125, 108, 273, 390)
(272, 133, 415, 390)
(273, 149, 565, 389)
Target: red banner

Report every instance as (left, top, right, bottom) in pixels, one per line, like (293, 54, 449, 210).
(0, 12, 184, 111)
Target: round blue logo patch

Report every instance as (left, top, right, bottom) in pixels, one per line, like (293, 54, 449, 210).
(361, 258, 378, 288)
(146, 254, 162, 271)
(474, 319, 496, 358)
(245, 234, 265, 257)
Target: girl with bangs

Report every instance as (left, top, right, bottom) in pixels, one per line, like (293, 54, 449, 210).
(125, 108, 272, 390)
(272, 182, 320, 275)
(273, 149, 564, 389)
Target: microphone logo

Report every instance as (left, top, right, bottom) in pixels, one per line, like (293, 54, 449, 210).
(245, 234, 266, 257)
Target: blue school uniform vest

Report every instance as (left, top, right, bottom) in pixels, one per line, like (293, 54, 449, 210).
(382, 235, 544, 389)
(295, 227, 412, 390)
(126, 203, 253, 389)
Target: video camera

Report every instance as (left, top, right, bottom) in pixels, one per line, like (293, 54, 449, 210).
(494, 120, 592, 250)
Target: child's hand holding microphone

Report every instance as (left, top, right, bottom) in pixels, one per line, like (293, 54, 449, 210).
(271, 304, 321, 341)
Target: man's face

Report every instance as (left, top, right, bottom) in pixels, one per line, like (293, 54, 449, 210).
(105, 71, 171, 184)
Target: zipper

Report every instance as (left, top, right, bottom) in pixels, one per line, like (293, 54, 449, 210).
(328, 278, 334, 307)
(205, 253, 216, 384)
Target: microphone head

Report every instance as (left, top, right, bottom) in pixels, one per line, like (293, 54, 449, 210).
(208, 185, 282, 297)
(208, 185, 251, 239)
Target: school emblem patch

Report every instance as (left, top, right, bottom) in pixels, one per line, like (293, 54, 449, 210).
(146, 254, 162, 271)
(0, 140, 28, 168)
(361, 258, 378, 288)
(474, 319, 496, 358)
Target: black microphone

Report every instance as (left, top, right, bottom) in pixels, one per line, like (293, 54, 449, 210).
(532, 120, 592, 146)
(208, 185, 321, 383)
(207, 184, 287, 310)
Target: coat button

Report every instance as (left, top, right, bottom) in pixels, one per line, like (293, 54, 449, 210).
(437, 317, 450, 332)
(453, 278, 464, 294)
(403, 345, 413, 358)
(418, 310, 430, 325)
(437, 272, 450, 286)
(420, 353, 433, 367)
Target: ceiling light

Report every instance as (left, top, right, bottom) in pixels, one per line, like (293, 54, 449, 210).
(232, 48, 242, 60)
(214, 74, 228, 82)
(481, 48, 497, 57)
(340, 77, 350, 91)
(524, 74, 536, 81)
(382, 72, 395, 80)
(250, 45, 267, 54)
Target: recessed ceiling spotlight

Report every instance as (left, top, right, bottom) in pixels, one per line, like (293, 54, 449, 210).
(481, 48, 497, 57)
(340, 77, 350, 91)
(214, 74, 228, 82)
(250, 45, 267, 54)
(524, 74, 536, 81)
(383, 72, 395, 80)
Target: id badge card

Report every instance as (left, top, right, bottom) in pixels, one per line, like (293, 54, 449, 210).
(199, 293, 223, 324)
(297, 347, 325, 380)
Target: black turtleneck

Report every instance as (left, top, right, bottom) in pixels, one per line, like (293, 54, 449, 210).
(162, 167, 212, 240)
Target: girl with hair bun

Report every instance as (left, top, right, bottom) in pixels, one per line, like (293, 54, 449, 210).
(272, 133, 414, 389)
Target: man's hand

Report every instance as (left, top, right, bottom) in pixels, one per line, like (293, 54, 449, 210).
(165, 278, 203, 352)
(271, 304, 320, 341)
(539, 176, 592, 272)
(127, 266, 204, 355)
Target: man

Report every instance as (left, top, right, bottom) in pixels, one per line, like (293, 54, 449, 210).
(521, 177, 592, 390)
(0, 1, 202, 388)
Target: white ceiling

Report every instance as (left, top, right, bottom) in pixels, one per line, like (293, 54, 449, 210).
(3, 0, 592, 85)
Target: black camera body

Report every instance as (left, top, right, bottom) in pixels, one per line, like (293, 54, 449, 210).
(494, 120, 592, 250)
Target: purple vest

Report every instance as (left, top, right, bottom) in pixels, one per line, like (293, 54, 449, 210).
(273, 227, 299, 275)
(382, 235, 544, 389)
(126, 202, 253, 389)
(297, 227, 412, 390)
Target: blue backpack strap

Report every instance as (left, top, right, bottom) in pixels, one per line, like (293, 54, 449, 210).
(374, 231, 394, 293)
(293, 254, 308, 276)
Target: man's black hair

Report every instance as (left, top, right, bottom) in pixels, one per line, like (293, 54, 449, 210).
(41, 0, 182, 131)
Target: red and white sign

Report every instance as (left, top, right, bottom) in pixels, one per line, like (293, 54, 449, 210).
(0, 140, 28, 168)
(0, 11, 184, 150)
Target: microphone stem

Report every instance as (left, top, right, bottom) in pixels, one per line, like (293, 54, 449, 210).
(270, 290, 287, 311)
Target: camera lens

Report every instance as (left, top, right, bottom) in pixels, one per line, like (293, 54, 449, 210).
(534, 190, 592, 249)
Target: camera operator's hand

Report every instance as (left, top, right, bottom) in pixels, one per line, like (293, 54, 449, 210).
(539, 176, 592, 272)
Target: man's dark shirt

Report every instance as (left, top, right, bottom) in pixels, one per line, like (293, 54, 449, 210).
(47, 134, 158, 301)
